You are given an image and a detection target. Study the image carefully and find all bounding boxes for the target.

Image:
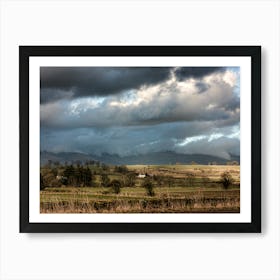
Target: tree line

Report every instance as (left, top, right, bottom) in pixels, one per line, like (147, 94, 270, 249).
(41, 164, 235, 196)
(41, 165, 93, 189)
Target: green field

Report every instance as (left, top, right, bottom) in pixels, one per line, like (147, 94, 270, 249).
(40, 164, 240, 213)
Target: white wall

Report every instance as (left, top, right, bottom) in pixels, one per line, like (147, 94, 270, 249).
(0, 0, 279, 279)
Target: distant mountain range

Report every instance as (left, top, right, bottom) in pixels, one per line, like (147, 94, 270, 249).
(40, 151, 240, 166)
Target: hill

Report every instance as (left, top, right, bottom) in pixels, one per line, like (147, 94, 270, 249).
(40, 151, 239, 166)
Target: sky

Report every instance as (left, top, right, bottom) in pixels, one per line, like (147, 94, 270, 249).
(40, 66, 240, 159)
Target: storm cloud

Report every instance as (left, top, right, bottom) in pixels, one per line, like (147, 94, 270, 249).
(40, 67, 172, 103)
(40, 66, 240, 159)
(174, 67, 226, 81)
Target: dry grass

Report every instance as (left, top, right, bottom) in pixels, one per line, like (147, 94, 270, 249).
(40, 190, 240, 213)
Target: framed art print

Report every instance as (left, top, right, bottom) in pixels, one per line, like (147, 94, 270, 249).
(19, 46, 261, 233)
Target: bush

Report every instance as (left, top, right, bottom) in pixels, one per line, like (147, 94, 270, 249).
(62, 165, 92, 187)
(109, 179, 121, 194)
(142, 179, 155, 197)
(220, 171, 234, 189)
(101, 174, 110, 187)
(124, 173, 136, 187)
(41, 171, 61, 188)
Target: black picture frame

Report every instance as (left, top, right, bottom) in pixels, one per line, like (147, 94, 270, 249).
(19, 46, 261, 233)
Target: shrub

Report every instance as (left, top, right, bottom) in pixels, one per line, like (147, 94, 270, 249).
(124, 173, 136, 187)
(109, 179, 121, 194)
(62, 165, 92, 187)
(142, 179, 155, 197)
(101, 174, 110, 187)
(220, 171, 234, 189)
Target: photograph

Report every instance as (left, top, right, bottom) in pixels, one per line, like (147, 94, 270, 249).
(40, 66, 241, 214)
(20, 46, 261, 232)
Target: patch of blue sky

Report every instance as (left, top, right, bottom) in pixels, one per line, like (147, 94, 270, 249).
(68, 96, 105, 115)
(228, 67, 240, 97)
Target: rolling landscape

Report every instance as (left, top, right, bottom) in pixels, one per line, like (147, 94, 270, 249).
(40, 66, 240, 213)
(40, 150, 240, 166)
(40, 152, 240, 213)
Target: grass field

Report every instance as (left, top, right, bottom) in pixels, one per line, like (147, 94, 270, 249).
(40, 164, 240, 213)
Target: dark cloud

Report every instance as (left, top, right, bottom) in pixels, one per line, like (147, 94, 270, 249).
(174, 67, 225, 81)
(40, 67, 172, 103)
(40, 88, 74, 104)
(40, 67, 240, 158)
(40, 69, 239, 129)
(40, 96, 239, 130)
(222, 95, 240, 111)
